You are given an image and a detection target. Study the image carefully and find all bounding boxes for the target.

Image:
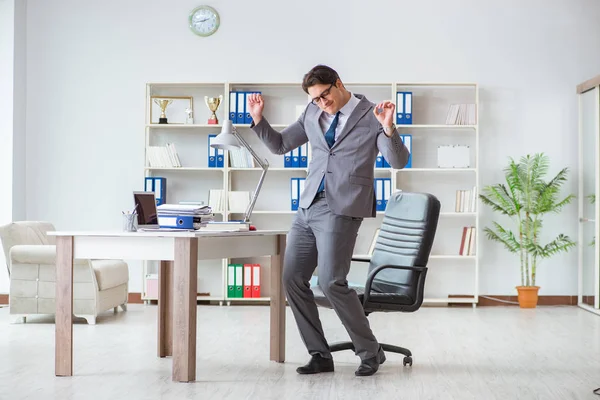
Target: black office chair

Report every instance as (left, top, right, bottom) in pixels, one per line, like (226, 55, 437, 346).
(312, 191, 441, 366)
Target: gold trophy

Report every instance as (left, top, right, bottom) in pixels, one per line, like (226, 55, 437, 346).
(153, 99, 173, 124)
(205, 95, 223, 125)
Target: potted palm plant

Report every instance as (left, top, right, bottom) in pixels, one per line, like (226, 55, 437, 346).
(479, 153, 576, 308)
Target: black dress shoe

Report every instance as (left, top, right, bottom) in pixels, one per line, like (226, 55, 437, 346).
(355, 346, 386, 376)
(296, 354, 334, 375)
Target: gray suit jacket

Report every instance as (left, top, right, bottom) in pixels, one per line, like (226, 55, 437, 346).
(251, 94, 410, 218)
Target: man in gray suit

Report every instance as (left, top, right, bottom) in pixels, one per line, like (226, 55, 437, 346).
(248, 65, 410, 376)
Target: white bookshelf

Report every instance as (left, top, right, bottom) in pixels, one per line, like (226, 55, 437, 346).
(141, 81, 479, 307)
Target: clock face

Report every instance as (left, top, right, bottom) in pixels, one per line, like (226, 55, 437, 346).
(189, 6, 220, 37)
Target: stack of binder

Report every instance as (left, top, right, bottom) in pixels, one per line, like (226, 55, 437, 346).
(157, 203, 214, 229)
(290, 177, 306, 211)
(145, 177, 167, 205)
(227, 263, 261, 298)
(374, 178, 392, 211)
(284, 144, 308, 168)
(229, 91, 261, 124)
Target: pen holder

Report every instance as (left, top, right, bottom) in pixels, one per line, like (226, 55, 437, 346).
(123, 213, 137, 232)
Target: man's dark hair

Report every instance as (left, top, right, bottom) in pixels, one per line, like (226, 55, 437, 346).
(302, 65, 340, 94)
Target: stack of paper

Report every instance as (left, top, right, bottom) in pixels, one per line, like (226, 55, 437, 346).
(157, 203, 213, 216)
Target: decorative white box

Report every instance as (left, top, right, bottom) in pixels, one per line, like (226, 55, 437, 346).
(437, 145, 470, 168)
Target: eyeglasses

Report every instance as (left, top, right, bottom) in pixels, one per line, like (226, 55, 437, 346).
(311, 83, 335, 105)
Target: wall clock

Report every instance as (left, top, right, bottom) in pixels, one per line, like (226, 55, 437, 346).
(189, 5, 220, 37)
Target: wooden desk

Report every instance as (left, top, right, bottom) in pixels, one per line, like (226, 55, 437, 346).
(47, 230, 287, 382)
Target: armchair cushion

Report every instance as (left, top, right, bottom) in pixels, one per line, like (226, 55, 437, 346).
(10, 245, 88, 266)
(91, 260, 129, 290)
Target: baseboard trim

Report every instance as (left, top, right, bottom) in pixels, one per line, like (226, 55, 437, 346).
(449, 294, 580, 306)
(0, 293, 591, 307)
(128, 293, 142, 304)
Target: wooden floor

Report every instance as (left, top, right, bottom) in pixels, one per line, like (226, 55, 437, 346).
(1, 304, 600, 400)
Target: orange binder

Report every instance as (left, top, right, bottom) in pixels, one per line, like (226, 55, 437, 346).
(252, 263, 261, 298)
(243, 263, 253, 298)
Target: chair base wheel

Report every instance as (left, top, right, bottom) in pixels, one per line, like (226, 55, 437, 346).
(403, 356, 413, 366)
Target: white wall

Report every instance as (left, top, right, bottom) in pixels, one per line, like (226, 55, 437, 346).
(0, 0, 15, 292)
(0, 0, 26, 293)
(16, 0, 600, 294)
(12, 0, 27, 223)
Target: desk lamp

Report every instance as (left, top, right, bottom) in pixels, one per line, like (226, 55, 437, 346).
(210, 120, 269, 225)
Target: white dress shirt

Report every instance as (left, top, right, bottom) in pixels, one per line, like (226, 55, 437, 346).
(318, 93, 360, 139)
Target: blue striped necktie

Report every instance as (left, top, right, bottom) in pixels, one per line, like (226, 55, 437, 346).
(317, 111, 341, 194)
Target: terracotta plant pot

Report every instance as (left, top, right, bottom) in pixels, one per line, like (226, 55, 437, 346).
(516, 286, 540, 308)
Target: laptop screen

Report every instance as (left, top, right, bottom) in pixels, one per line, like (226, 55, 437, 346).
(133, 192, 158, 226)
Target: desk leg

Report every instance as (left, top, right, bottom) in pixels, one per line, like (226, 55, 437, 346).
(158, 260, 173, 357)
(55, 236, 74, 376)
(172, 237, 198, 382)
(270, 234, 286, 362)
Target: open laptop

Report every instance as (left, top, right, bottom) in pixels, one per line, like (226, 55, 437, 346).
(133, 191, 159, 230)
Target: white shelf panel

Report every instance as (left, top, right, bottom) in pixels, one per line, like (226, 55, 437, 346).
(234, 124, 287, 129)
(226, 297, 270, 302)
(147, 82, 225, 88)
(352, 255, 476, 260)
(142, 296, 225, 301)
(423, 297, 476, 303)
(395, 124, 476, 129)
(397, 168, 476, 172)
(395, 82, 477, 87)
(248, 211, 297, 215)
(147, 124, 224, 129)
(440, 212, 477, 216)
(145, 167, 224, 172)
(430, 255, 476, 259)
(229, 167, 306, 172)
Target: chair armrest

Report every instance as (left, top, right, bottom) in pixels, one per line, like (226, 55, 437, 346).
(10, 245, 88, 265)
(363, 264, 427, 309)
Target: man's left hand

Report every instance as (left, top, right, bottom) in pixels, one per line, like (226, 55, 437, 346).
(373, 101, 395, 130)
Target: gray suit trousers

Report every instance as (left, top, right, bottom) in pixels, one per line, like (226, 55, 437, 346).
(282, 196, 379, 361)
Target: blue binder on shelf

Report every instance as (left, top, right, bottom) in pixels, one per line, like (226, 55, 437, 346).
(400, 134, 412, 168)
(375, 152, 383, 168)
(237, 92, 245, 124)
(291, 148, 299, 168)
(229, 91, 237, 123)
(284, 151, 292, 167)
(290, 178, 300, 211)
(374, 178, 384, 211)
(244, 91, 261, 124)
(208, 135, 217, 167)
(144, 177, 166, 206)
(216, 148, 224, 168)
(299, 144, 308, 168)
(396, 91, 412, 125)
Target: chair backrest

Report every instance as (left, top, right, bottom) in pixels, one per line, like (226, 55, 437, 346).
(0, 221, 56, 276)
(368, 191, 440, 300)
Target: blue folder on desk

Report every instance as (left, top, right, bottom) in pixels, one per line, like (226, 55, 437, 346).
(158, 215, 196, 229)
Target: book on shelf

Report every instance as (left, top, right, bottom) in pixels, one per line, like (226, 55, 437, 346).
(455, 186, 477, 212)
(229, 147, 255, 168)
(445, 104, 476, 125)
(147, 143, 182, 167)
(459, 226, 476, 255)
(209, 189, 226, 213)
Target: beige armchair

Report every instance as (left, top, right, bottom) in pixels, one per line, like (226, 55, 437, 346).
(0, 221, 129, 324)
